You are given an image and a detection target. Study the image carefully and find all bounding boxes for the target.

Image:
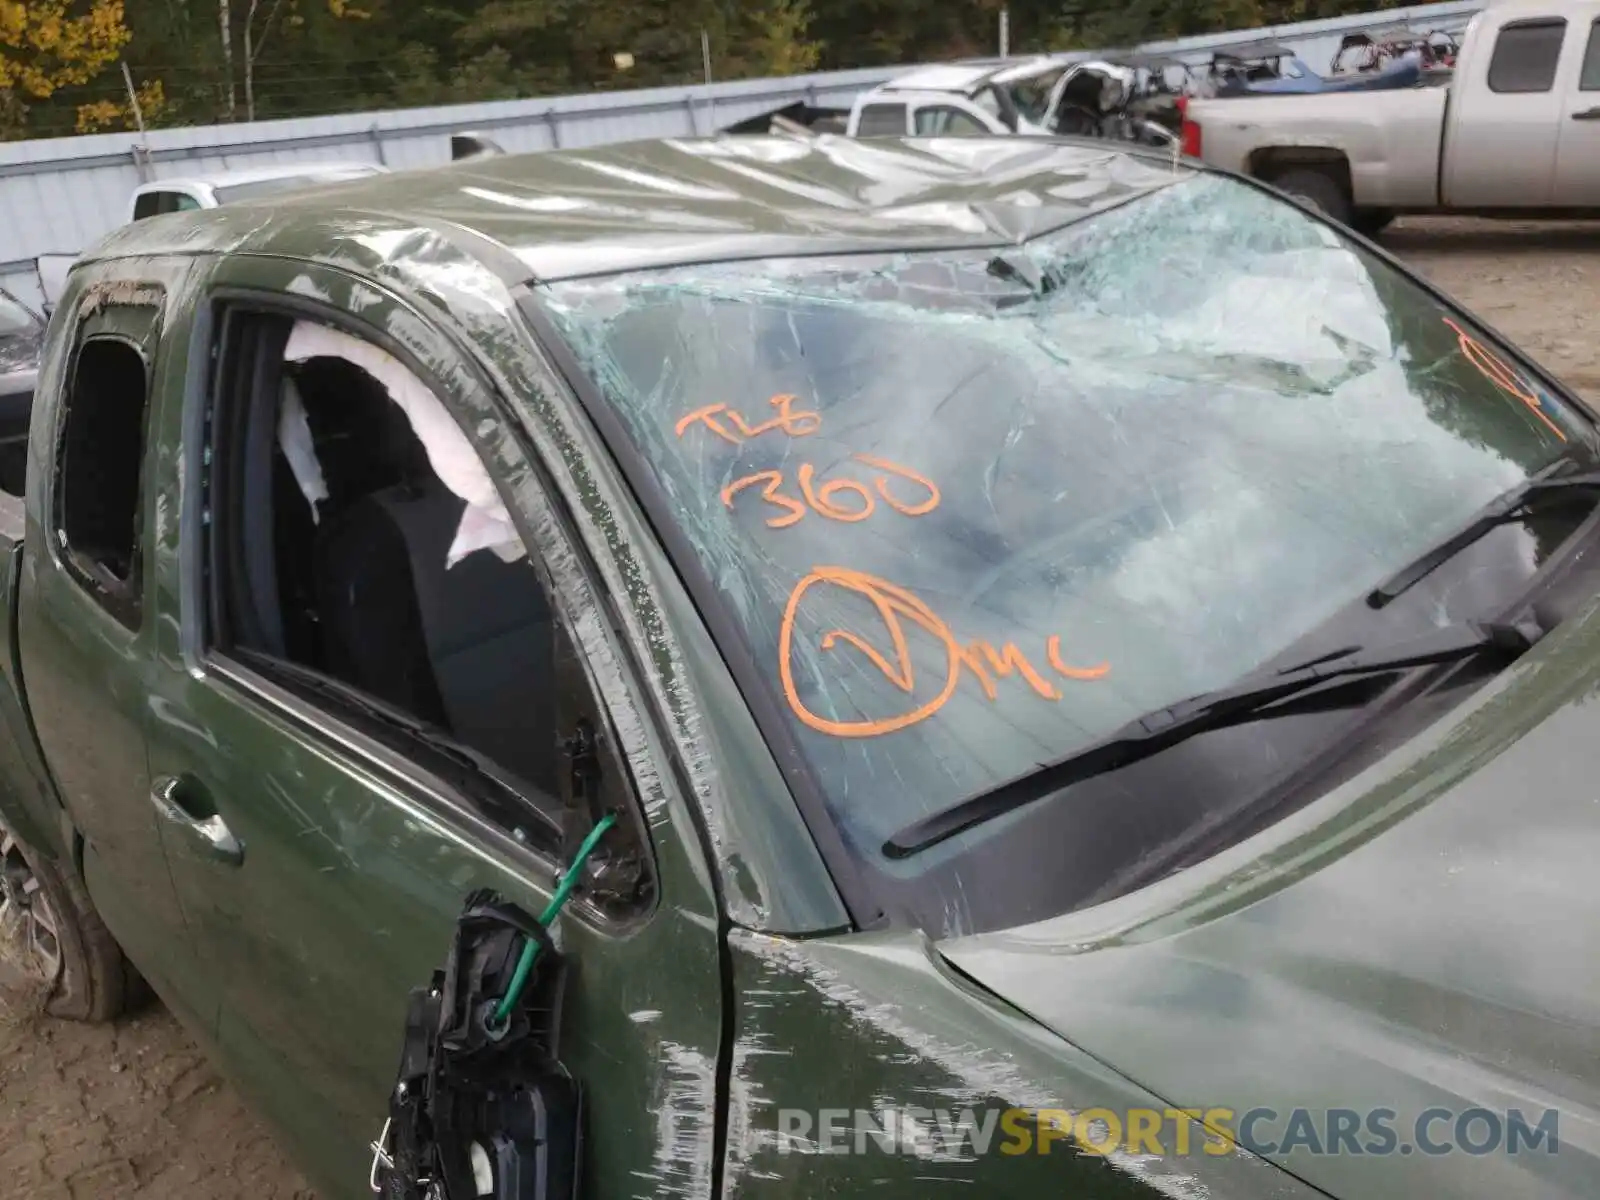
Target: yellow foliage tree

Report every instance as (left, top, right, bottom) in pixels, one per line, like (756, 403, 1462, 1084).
(76, 77, 163, 134)
(0, 0, 129, 97)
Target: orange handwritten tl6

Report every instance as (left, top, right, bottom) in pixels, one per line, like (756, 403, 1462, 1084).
(779, 565, 1109, 738)
(675, 394, 821, 444)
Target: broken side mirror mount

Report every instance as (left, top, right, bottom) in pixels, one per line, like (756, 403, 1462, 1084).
(369, 813, 615, 1200)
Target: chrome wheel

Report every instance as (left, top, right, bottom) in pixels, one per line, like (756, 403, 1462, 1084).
(0, 827, 62, 987)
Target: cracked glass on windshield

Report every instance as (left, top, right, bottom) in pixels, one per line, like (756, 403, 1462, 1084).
(540, 173, 1588, 930)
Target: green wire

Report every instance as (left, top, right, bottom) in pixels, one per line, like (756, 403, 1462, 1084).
(491, 812, 618, 1025)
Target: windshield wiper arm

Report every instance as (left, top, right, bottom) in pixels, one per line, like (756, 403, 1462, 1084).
(882, 617, 1540, 860)
(1368, 464, 1600, 608)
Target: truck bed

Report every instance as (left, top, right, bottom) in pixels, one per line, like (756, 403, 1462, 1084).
(1188, 84, 1450, 209)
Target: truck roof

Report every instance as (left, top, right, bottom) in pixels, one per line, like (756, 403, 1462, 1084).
(81, 135, 1195, 287)
(876, 56, 1066, 95)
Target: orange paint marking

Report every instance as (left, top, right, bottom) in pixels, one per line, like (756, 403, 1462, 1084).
(676, 395, 821, 444)
(1444, 317, 1566, 442)
(675, 404, 743, 445)
(965, 641, 1061, 701)
(721, 471, 807, 528)
(798, 462, 874, 522)
(853, 453, 941, 516)
(721, 457, 940, 528)
(724, 393, 823, 440)
(1047, 634, 1111, 681)
(779, 566, 1108, 739)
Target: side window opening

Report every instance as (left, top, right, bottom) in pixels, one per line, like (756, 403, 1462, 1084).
(207, 307, 652, 912)
(56, 334, 153, 628)
(914, 106, 990, 136)
(1487, 19, 1567, 93)
(132, 192, 171, 221)
(856, 102, 909, 136)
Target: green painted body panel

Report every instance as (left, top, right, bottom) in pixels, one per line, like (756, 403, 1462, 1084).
(3, 136, 1596, 1200)
(720, 928, 1319, 1197)
(123, 249, 728, 1199)
(15, 257, 207, 1026)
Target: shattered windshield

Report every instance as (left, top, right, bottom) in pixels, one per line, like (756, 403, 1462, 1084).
(540, 173, 1587, 931)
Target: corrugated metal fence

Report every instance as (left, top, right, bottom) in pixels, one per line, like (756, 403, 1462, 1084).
(0, 0, 1481, 310)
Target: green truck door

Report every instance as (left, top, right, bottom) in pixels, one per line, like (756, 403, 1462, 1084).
(140, 258, 726, 1200)
(15, 262, 210, 1031)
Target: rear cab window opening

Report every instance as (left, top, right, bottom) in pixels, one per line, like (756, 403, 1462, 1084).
(54, 288, 165, 630)
(537, 171, 1595, 936)
(201, 302, 652, 912)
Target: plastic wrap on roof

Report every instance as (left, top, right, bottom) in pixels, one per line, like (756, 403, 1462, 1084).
(282, 319, 526, 567)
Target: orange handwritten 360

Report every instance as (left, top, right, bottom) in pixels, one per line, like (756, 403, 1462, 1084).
(1444, 317, 1566, 443)
(675, 394, 821, 444)
(722, 456, 941, 527)
(779, 566, 1108, 739)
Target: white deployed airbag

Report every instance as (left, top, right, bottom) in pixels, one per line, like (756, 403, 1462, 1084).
(282, 320, 525, 566)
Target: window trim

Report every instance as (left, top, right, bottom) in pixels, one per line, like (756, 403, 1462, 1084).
(1581, 17, 1600, 90)
(191, 286, 661, 924)
(51, 326, 157, 633)
(1486, 17, 1569, 94)
(912, 103, 994, 136)
(208, 650, 650, 932)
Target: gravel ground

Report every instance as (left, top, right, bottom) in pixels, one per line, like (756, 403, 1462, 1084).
(1, 216, 1597, 1200)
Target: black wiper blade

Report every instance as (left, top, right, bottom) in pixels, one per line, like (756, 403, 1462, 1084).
(882, 617, 1540, 860)
(1368, 463, 1600, 608)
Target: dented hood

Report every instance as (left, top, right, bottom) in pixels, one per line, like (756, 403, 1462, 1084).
(941, 601, 1600, 1200)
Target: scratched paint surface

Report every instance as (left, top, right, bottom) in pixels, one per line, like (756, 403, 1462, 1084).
(541, 171, 1587, 934)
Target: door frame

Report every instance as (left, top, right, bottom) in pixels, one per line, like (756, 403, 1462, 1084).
(141, 252, 735, 1194)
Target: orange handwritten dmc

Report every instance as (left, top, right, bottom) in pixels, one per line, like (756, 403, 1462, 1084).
(1444, 317, 1565, 443)
(722, 456, 941, 527)
(778, 566, 1109, 739)
(675, 394, 822, 444)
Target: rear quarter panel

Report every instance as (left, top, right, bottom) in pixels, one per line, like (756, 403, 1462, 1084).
(1191, 87, 1448, 207)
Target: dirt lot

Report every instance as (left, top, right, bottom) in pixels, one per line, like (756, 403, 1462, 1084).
(1, 217, 1598, 1200)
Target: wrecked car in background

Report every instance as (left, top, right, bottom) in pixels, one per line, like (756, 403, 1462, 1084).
(1, 132, 1599, 1200)
(0, 287, 42, 494)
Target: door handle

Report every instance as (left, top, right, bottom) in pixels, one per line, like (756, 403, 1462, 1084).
(1574, 107, 1600, 121)
(149, 776, 244, 866)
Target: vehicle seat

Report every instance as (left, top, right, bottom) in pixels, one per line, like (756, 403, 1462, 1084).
(312, 480, 559, 795)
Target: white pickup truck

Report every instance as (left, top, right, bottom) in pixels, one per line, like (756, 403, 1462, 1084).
(126, 161, 388, 222)
(1181, 0, 1600, 232)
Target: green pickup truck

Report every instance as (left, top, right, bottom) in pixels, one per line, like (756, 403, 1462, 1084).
(1, 135, 1598, 1200)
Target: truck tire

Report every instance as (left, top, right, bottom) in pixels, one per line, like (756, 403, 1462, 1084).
(1268, 168, 1354, 227)
(0, 819, 129, 1022)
